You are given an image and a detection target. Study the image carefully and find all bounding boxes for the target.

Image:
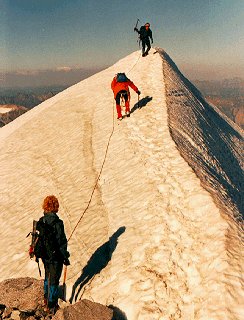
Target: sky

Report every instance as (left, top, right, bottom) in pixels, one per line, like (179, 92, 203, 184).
(0, 0, 244, 86)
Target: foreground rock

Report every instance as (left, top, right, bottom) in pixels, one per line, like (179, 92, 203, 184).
(0, 278, 113, 320)
(53, 300, 113, 320)
(0, 277, 43, 312)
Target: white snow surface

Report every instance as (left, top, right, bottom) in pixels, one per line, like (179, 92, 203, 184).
(0, 49, 243, 320)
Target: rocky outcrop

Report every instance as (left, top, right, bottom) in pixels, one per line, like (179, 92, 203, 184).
(0, 277, 44, 320)
(53, 300, 113, 320)
(0, 277, 43, 312)
(0, 105, 28, 127)
(234, 108, 244, 129)
(0, 278, 113, 320)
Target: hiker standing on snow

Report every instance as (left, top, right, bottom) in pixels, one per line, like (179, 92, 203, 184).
(111, 73, 140, 120)
(134, 22, 153, 57)
(34, 195, 70, 313)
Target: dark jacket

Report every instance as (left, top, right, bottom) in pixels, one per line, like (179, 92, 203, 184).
(135, 26, 153, 41)
(36, 212, 70, 262)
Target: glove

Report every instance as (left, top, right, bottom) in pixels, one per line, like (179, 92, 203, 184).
(63, 258, 70, 266)
(137, 90, 141, 95)
(134, 27, 137, 32)
(29, 245, 34, 258)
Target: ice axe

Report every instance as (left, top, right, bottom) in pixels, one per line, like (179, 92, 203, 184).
(62, 265, 67, 301)
(27, 220, 41, 277)
(134, 19, 141, 46)
(134, 18, 140, 31)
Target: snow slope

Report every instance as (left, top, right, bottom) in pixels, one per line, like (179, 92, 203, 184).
(0, 49, 243, 320)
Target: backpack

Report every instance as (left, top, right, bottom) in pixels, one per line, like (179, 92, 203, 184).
(116, 73, 128, 83)
(34, 219, 60, 260)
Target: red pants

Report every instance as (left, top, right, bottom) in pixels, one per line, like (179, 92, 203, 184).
(116, 101, 130, 118)
(115, 90, 130, 119)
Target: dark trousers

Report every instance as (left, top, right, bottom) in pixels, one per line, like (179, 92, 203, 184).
(115, 90, 128, 105)
(43, 260, 63, 308)
(142, 38, 151, 55)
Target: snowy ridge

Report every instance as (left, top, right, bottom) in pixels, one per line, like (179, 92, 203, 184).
(159, 48, 243, 220)
(0, 49, 243, 320)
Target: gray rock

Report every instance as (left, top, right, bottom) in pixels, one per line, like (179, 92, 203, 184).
(0, 278, 116, 320)
(53, 299, 113, 320)
(0, 278, 43, 312)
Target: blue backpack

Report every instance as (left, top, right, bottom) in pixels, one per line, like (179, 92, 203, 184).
(116, 73, 128, 83)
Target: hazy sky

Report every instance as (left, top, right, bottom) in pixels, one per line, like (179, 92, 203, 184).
(1, 0, 244, 83)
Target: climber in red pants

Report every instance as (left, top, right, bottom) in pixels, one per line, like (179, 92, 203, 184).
(111, 73, 141, 120)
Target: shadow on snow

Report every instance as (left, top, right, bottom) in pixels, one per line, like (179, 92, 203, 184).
(130, 96, 153, 114)
(109, 304, 128, 320)
(69, 226, 126, 303)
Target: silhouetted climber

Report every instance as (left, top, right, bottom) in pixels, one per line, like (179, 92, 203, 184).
(134, 22, 153, 57)
(33, 195, 70, 314)
(111, 73, 141, 120)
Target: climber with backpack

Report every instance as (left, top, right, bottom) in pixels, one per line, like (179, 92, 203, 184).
(111, 72, 141, 120)
(134, 22, 153, 57)
(30, 195, 70, 314)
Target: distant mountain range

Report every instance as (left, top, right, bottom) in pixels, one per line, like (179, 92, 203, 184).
(0, 86, 67, 109)
(0, 79, 243, 129)
(193, 78, 244, 129)
(0, 86, 68, 127)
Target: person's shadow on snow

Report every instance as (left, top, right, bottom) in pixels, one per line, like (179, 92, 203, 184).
(109, 305, 128, 320)
(69, 226, 126, 303)
(130, 96, 153, 114)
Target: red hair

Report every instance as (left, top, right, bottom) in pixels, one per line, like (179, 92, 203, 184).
(42, 195, 59, 213)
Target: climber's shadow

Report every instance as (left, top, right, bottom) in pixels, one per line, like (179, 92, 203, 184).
(109, 305, 128, 320)
(130, 96, 153, 114)
(69, 226, 126, 303)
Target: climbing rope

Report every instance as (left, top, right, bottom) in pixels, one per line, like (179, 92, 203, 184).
(68, 49, 141, 243)
(68, 101, 115, 242)
(126, 50, 141, 74)
(62, 44, 143, 301)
